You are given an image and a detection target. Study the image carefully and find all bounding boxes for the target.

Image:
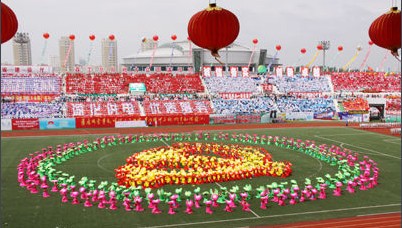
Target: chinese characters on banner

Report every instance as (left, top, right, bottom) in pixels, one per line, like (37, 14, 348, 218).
(275, 66, 283, 77)
(241, 66, 249, 77)
(215, 66, 223, 77)
(301, 67, 309, 77)
(313, 66, 321, 77)
(286, 67, 294, 77)
(203, 66, 211, 77)
(230, 66, 238, 77)
(66, 102, 141, 117)
(143, 100, 213, 115)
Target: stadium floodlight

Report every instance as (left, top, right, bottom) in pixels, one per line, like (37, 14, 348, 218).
(319, 41, 330, 70)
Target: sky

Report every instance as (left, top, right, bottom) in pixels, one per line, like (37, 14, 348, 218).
(1, 0, 401, 71)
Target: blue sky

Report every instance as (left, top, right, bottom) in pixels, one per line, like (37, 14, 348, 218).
(1, 0, 400, 71)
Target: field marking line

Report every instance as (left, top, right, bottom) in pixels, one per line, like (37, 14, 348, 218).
(140, 203, 401, 228)
(96, 153, 115, 174)
(348, 128, 402, 139)
(314, 135, 401, 160)
(0, 126, 348, 139)
(306, 155, 323, 179)
(287, 218, 402, 228)
(383, 138, 401, 145)
(357, 211, 401, 217)
(317, 133, 372, 137)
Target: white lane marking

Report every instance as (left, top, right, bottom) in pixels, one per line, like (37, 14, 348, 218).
(140, 203, 401, 228)
(96, 153, 115, 174)
(314, 135, 401, 160)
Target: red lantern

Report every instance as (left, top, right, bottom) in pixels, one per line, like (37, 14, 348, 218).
(369, 7, 401, 55)
(338, 45, 343, 51)
(153, 35, 159, 41)
(188, 3, 240, 57)
(171, 34, 177, 41)
(317, 44, 323, 50)
(69, 34, 75, 41)
(43, 33, 50, 39)
(1, 3, 18, 44)
(252, 38, 258, 44)
(275, 45, 282, 51)
(300, 48, 306, 54)
(109, 34, 115, 41)
(368, 40, 374, 46)
(89, 35, 96, 41)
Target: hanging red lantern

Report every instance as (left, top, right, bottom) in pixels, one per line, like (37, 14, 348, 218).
(69, 34, 75, 41)
(43, 33, 50, 39)
(171, 34, 177, 41)
(317, 44, 323, 50)
(252, 38, 258, 44)
(188, 3, 240, 58)
(369, 7, 401, 55)
(1, 3, 18, 44)
(275, 45, 282, 51)
(338, 45, 343, 51)
(153, 35, 159, 41)
(300, 48, 306, 54)
(89, 35, 96, 41)
(109, 34, 115, 41)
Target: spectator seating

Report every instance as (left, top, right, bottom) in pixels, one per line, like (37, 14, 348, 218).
(342, 97, 370, 112)
(331, 72, 401, 92)
(203, 76, 258, 93)
(272, 75, 332, 93)
(1, 76, 61, 95)
(1, 102, 64, 119)
(65, 73, 205, 94)
(275, 97, 336, 114)
(211, 97, 277, 114)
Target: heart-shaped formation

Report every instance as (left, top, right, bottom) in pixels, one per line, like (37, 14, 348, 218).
(115, 142, 292, 188)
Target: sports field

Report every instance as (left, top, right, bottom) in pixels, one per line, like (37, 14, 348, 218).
(1, 124, 400, 227)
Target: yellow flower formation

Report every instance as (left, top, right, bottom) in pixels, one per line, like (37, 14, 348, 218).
(115, 142, 292, 188)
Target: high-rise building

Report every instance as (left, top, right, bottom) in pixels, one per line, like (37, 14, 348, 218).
(13, 32, 32, 66)
(59, 36, 75, 72)
(101, 38, 118, 71)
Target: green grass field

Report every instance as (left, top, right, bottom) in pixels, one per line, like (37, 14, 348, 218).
(1, 126, 401, 228)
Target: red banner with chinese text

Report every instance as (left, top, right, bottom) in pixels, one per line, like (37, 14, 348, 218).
(145, 114, 209, 126)
(11, 118, 39, 130)
(76, 116, 144, 128)
(2, 95, 58, 103)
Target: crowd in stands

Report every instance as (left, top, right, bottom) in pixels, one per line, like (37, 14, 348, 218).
(65, 73, 204, 94)
(341, 97, 370, 111)
(203, 76, 258, 93)
(386, 97, 401, 112)
(271, 75, 332, 93)
(331, 72, 401, 92)
(275, 97, 336, 114)
(1, 102, 64, 119)
(212, 97, 277, 114)
(1, 72, 401, 120)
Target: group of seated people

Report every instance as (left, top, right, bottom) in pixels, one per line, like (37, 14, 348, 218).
(275, 97, 336, 114)
(203, 76, 258, 93)
(1, 102, 65, 119)
(271, 75, 332, 93)
(212, 97, 277, 115)
(386, 97, 401, 112)
(341, 97, 370, 111)
(65, 73, 204, 94)
(331, 72, 401, 92)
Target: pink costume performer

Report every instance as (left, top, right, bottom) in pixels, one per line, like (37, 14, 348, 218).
(185, 199, 194, 214)
(224, 200, 233, 212)
(134, 196, 144, 212)
(318, 184, 327, 199)
(168, 200, 176, 215)
(205, 200, 213, 214)
(151, 199, 162, 214)
(194, 194, 202, 208)
(211, 194, 219, 207)
(333, 182, 343, 196)
(260, 192, 269, 209)
(240, 192, 250, 212)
